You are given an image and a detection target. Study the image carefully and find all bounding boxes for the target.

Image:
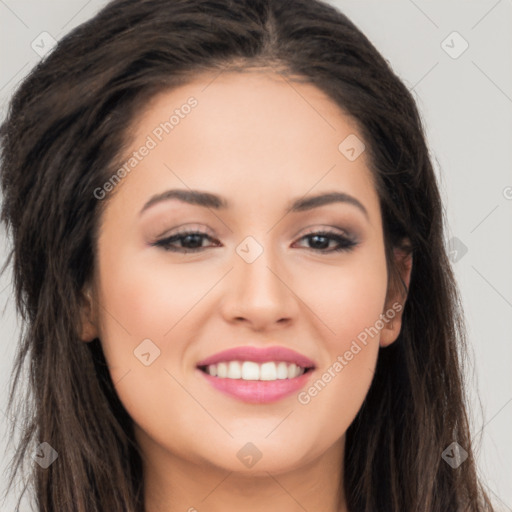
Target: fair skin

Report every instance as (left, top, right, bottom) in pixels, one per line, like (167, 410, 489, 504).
(81, 70, 412, 512)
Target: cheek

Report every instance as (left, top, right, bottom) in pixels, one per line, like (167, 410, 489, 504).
(93, 251, 188, 430)
(295, 246, 387, 426)
(93, 242, 181, 386)
(96, 244, 202, 341)
(300, 244, 388, 345)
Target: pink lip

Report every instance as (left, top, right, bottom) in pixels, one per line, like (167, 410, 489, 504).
(196, 346, 316, 404)
(198, 369, 314, 404)
(196, 345, 316, 369)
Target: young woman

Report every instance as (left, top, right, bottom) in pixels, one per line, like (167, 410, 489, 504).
(0, 0, 495, 510)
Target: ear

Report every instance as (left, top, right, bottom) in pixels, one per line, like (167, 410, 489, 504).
(79, 284, 99, 342)
(379, 245, 413, 348)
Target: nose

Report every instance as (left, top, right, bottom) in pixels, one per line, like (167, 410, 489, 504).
(219, 244, 299, 331)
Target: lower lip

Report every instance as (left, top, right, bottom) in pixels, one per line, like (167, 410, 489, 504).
(198, 368, 314, 403)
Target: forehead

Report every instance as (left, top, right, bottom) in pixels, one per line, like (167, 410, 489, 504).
(108, 70, 379, 221)
(134, 69, 360, 146)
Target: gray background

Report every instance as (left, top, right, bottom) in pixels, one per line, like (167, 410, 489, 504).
(1, 1, 511, 510)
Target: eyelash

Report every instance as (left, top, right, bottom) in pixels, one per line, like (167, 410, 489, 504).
(151, 228, 358, 254)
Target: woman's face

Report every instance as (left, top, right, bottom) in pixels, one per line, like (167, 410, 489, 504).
(84, 70, 408, 477)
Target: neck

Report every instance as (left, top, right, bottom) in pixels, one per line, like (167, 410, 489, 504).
(141, 434, 348, 512)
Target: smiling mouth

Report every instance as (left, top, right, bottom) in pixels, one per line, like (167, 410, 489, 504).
(197, 360, 315, 381)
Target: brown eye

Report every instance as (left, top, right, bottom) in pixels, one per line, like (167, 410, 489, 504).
(294, 230, 358, 253)
(152, 230, 220, 253)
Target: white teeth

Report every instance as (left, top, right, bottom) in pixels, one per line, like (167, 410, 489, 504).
(241, 361, 260, 380)
(276, 362, 289, 379)
(227, 361, 242, 379)
(217, 362, 227, 378)
(288, 363, 300, 379)
(202, 361, 307, 381)
(260, 362, 277, 381)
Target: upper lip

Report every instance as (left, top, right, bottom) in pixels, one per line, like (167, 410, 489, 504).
(196, 346, 316, 369)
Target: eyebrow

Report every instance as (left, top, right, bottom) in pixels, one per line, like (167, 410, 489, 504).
(140, 189, 369, 219)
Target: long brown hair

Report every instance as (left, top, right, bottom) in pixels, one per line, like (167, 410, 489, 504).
(0, 0, 495, 510)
